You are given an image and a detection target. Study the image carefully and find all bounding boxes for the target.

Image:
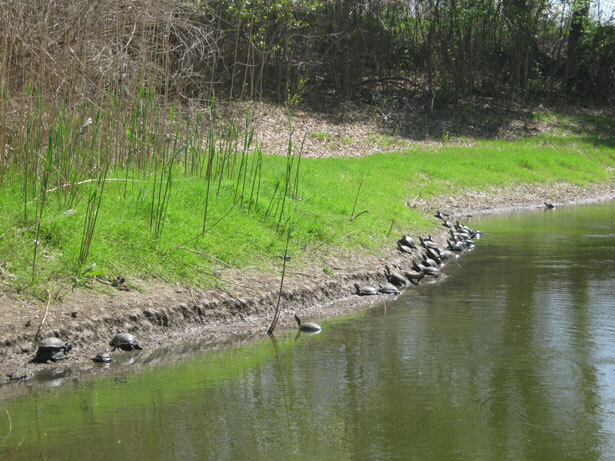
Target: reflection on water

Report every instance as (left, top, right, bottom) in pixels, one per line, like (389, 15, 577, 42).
(1, 202, 614, 459)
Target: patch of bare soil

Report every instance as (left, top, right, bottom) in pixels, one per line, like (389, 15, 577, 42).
(1, 181, 614, 386)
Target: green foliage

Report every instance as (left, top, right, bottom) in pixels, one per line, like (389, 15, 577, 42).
(0, 88, 614, 297)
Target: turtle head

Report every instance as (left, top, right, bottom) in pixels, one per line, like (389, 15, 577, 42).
(294, 314, 301, 326)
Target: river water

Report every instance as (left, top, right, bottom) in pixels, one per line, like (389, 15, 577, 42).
(1, 202, 614, 459)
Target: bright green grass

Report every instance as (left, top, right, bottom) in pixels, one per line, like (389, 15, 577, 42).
(0, 133, 614, 297)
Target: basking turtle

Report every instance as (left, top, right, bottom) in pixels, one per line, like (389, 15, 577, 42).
(425, 247, 442, 264)
(92, 350, 112, 363)
(456, 222, 481, 240)
(294, 315, 321, 332)
(437, 248, 454, 261)
(397, 242, 413, 254)
(404, 270, 424, 284)
(419, 236, 439, 250)
(398, 235, 416, 249)
(385, 265, 408, 286)
(451, 229, 472, 241)
(379, 282, 400, 295)
(434, 211, 449, 220)
(448, 240, 464, 252)
(422, 266, 440, 277)
(109, 332, 143, 351)
(422, 254, 438, 268)
(354, 283, 379, 296)
(413, 261, 440, 277)
(33, 337, 72, 363)
(463, 237, 475, 246)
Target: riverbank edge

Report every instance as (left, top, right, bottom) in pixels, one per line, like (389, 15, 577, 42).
(1, 181, 614, 384)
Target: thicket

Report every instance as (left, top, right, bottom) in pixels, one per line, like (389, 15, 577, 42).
(2, 0, 615, 108)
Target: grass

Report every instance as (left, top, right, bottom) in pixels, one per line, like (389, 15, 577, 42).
(0, 95, 614, 299)
(366, 131, 410, 149)
(311, 131, 332, 142)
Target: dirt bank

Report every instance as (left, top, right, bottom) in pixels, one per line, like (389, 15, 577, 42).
(1, 181, 614, 386)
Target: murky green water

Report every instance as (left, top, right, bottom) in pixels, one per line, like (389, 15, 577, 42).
(1, 202, 614, 460)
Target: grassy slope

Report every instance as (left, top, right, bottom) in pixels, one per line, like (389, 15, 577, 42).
(1, 129, 614, 298)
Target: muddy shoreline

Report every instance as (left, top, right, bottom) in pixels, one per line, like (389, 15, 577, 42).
(1, 181, 614, 386)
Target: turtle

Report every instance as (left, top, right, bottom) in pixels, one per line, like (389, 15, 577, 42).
(425, 247, 442, 264)
(92, 350, 112, 363)
(397, 242, 413, 254)
(422, 266, 440, 277)
(458, 223, 480, 241)
(32, 337, 72, 363)
(413, 261, 440, 277)
(448, 239, 465, 252)
(451, 229, 472, 241)
(436, 248, 454, 261)
(422, 254, 438, 268)
(544, 202, 556, 209)
(379, 282, 400, 294)
(434, 211, 449, 220)
(419, 236, 439, 250)
(294, 314, 321, 332)
(385, 265, 408, 286)
(404, 270, 424, 284)
(398, 235, 416, 249)
(465, 237, 476, 245)
(354, 283, 379, 296)
(109, 332, 143, 351)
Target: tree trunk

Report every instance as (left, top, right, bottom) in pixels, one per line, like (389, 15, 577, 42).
(565, 0, 590, 90)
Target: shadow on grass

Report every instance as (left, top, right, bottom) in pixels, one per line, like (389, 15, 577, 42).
(298, 94, 615, 147)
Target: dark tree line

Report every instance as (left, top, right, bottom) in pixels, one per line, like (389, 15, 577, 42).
(2, 0, 614, 106)
(207, 0, 615, 104)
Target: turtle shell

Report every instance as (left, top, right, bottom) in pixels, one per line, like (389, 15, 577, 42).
(379, 283, 400, 294)
(110, 333, 143, 351)
(93, 351, 112, 363)
(387, 270, 408, 286)
(295, 315, 322, 332)
(399, 235, 416, 248)
(355, 284, 378, 296)
(38, 337, 70, 350)
(422, 266, 440, 276)
(32, 337, 71, 363)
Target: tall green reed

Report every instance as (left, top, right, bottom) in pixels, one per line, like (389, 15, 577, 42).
(79, 163, 108, 265)
(31, 131, 54, 282)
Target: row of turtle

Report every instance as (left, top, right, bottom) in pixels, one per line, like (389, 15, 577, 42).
(31, 211, 480, 364)
(32, 332, 143, 364)
(354, 211, 482, 296)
